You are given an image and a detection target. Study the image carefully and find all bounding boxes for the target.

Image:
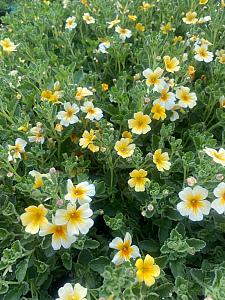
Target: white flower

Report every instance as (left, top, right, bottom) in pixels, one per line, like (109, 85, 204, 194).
(83, 13, 95, 24)
(8, 138, 27, 162)
(28, 124, 45, 144)
(55, 203, 94, 236)
(57, 102, 79, 127)
(81, 101, 103, 121)
(154, 82, 176, 110)
(115, 26, 132, 41)
(142, 67, 164, 91)
(75, 87, 93, 101)
(176, 86, 197, 108)
(98, 41, 110, 53)
(211, 182, 225, 214)
(170, 110, 179, 122)
(56, 283, 87, 300)
(109, 232, 140, 265)
(203, 147, 225, 166)
(39, 217, 76, 250)
(65, 16, 77, 30)
(194, 44, 213, 63)
(177, 186, 211, 221)
(65, 179, 95, 204)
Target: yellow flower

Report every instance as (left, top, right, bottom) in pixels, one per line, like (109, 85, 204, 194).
(29, 170, 51, 189)
(188, 65, 196, 79)
(122, 131, 133, 142)
(151, 104, 166, 121)
(142, 67, 164, 90)
(203, 148, 225, 166)
(153, 149, 171, 171)
(41, 90, 61, 103)
(219, 96, 225, 108)
(79, 129, 99, 152)
(20, 204, 48, 234)
(55, 123, 63, 132)
(128, 169, 150, 192)
(199, 0, 208, 4)
(128, 112, 151, 134)
(0, 38, 18, 53)
(216, 50, 225, 64)
(173, 36, 183, 44)
(140, 2, 153, 11)
(176, 86, 197, 108)
(101, 83, 109, 91)
(114, 138, 135, 158)
(221, 0, 225, 8)
(135, 255, 160, 286)
(107, 15, 120, 28)
(163, 56, 180, 73)
(182, 11, 198, 24)
(75, 87, 93, 101)
(128, 15, 137, 21)
(135, 23, 145, 32)
(160, 22, 173, 34)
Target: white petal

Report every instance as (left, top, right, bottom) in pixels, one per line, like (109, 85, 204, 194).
(188, 211, 204, 222)
(77, 203, 93, 218)
(124, 232, 132, 246)
(73, 283, 87, 298)
(58, 283, 73, 298)
(77, 219, 94, 234)
(130, 245, 141, 259)
(178, 187, 193, 201)
(193, 186, 208, 200)
(112, 252, 124, 265)
(211, 198, 225, 214)
(55, 209, 68, 225)
(213, 182, 225, 198)
(201, 200, 211, 215)
(177, 202, 189, 216)
(109, 237, 123, 250)
(52, 236, 62, 250)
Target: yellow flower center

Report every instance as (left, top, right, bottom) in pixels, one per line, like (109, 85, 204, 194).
(148, 74, 157, 84)
(119, 28, 127, 34)
(180, 92, 190, 103)
(73, 186, 86, 198)
(199, 48, 208, 58)
(160, 90, 169, 102)
(66, 108, 74, 118)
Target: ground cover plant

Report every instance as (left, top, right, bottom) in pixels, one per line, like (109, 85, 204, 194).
(0, 0, 225, 299)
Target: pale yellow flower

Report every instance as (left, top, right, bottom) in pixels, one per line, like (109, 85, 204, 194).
(153, 149, 171, 171)
(128, 169, 150, 192)
(128, 112, 151, 134)
(114, 138, 135, 158)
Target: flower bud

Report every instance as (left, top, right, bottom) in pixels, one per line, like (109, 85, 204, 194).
(216, 173, 224, 181)
(187, 176, 197, 186)
(147, 204, 154, 211)
(56, 199, 64, 206)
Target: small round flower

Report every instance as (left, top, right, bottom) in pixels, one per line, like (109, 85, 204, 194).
(55, 203, 94, 235)
(194, 45, 213, 63)
(20, 204, 48, 234)
(81, 101, 103, 121)
(65, 16, 77, 30)
(128, 112, 151, 134)
(109, 232, 140, 265)
(211, 182, 225, 214)
(56, 283, 87, 300)
(151, 103, 166, 121)
(177, 186, 211, 221)
(182, 11, 198, 24)
(8, 138, 27, 162)
(75, 87, 93, 101)
(79, 129, 99, 152)
(115, 26, 132, 41)
(57, 102, 79, 126)
(163, 56, 180, 73)
(114, 138, 135, 158)
(153, 149, 171, 171)
(154, 82, 176, 110)
(142, 67, 164, 91)
(135, 254, 160, 286)
(65, 179, 95, 204)
(176, 86, 197, 108)
(83, 13, 95, 24)
(128, 169, 150, 192)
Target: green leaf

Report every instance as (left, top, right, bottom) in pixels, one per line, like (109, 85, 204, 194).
(15, 258, 29, 282)
(0, 228, 9, 240)
(61, 252, 72, 271)
(187, 238, 206, 251)
(84, 239, 100, 249)
(89, 256, 110, 273)
(0, 280, 9, 295)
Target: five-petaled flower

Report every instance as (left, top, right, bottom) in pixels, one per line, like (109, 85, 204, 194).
(153, 149, 171, 171)
(128, 169, 150, 192)
(128, 112, 151, 134)
(211, 182, 225, 214)
(81, 101, 103, 121)
(135, 254, 160, 286)
(79, 129, 100, 152)
(56, 283, 87, 300)
(176, 86, 197, 108)
(164, 56, 180, 73)
(109, 232, 140, 265)
(143, 67, 164, 91)
(65, 179, 95, 204)
(0, 38, 18, 53)
(177, 186, 211, 221)
(114, 138, 135, 158)
(8, 138, 27, 162)
(203, 148, 225, 166)
(57, 102, 79, 127)
(151, 103, 166, 121)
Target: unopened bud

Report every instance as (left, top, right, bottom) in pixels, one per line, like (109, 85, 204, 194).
(147, 204, 154, 211)
(7, 172, 14, 178)
(49, 167, 57, 174)
(216, 174, 224, 181)
(141, 211, 146, 217)
(187, 176, 197, 186)
(57, 199, 64, 206)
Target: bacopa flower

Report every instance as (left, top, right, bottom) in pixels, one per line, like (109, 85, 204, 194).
(115, 26, 132, 41)
(114, 138, 135, 158)
(211, 182, 225, 214)
(81, 101, 103, 121)
(65, 16, 77, 30)
(39, 217, 76, 250)
(154, 82, 176, 110)
(182, 11, 198, 24)
(109, 232, 140, 265)
(57, 102, 79, 126)
(28, 123, 45, 144)
(176, 86, 197, 108)
(194, 44, 213, 63)
(151, 103, 166, 121)
(82, 13, 95, 24)
(8, 138, 27, 162)
(107, 15, 120, 28)
(20, 204, 48, 234)
(0, 38, 18, 53)
(177, 186, 211, 221)
(153, 149, 171, 171)
(56, 283, 87, 300)
(128, 169, 150, 192)
(128, 112, 151, 134)
(29, 170, 51, 189)
(203, 147, 225, 166)
(98, 41, 110, 54)
(163, 56, 180, 73)
(65, 179, 95, 204)
(135, 255, 160, 286)
(79, 129, 100, 152)
(75, 87, 93, 101)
